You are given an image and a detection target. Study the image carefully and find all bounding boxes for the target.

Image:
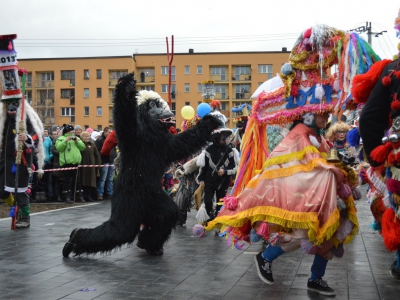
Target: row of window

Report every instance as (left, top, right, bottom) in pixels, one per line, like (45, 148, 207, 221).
(158, 83, 250, 93)
(60, 88, 102, 98)
(61, 107, 102, 117)
(157, 65, 271, 76)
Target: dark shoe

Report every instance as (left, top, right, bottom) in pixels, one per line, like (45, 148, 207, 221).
(307, 279, 335, 296)
(390, 261, 400, 280)
(85, 195, 94, 202)
(147, 248, 164, 256)
(254, 252, 274, 284)
(16, 215, 30, 229)
(62, 228, 79, 257)
(97, 195, 103, 201)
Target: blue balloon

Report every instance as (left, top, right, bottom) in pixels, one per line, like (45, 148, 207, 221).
(197, 103, 211, 118)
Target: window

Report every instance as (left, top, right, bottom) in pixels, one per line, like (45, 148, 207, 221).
(61, 89, 74, 98)
(185, 102, 190, 106)
(215, 84, 227, 99)
(221, 102, 227, 110)
(140, 86, 153, 91)
(161, 84, 176, 94)
(171, 102, 176, 115)
(197, 66, 203, 74)
(211, 67, 226, 75)
(197, 83, 202, 92)
(97, 125, 103, 131)
(96, 69, 102, 79)
(39, 72, 54, 87)
(185, 83, 190, 92)
(235, 66, 250, 75)
(97, 106, 102, 116)
(27, 73, 32, 88)
(84, 107, 89, 116)
(185, 66, 190, 74)
(84, 69, 89, 79)
(61, 107, 75, 116)
(161, 66, 176, 81)
(110, 71, 126, 79)
(235, 84, 250, 99)
(84, 88, 89, 98)
(39, 90, 55, 101)
(84, 125, 89, 129)
(258, 64, 273, 79)
(26, 91, 32, 103)
(61, 70, 75, 80)
(97, 88, 102, 98)
(61, 70, 75, 86)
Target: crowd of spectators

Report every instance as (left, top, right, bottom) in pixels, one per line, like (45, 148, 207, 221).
(30, 125, 116, 204)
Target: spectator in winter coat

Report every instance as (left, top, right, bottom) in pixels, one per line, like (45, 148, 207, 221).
(56, 124, 86, 203)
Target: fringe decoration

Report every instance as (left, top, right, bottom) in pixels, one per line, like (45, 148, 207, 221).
(387, 178, 400, 195)
(300, 239, 318, 254)
(261, 145, 320, 169)
(381, 208, 400, 251)
(352, 59, 392, 104)
(268, 232, 284, 246)
(195, 204, 209, 224)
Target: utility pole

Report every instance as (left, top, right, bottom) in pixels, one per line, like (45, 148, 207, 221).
(349, 22, 387, 46)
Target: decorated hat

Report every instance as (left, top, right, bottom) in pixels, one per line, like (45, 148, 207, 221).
(232, 103, 251, 123)
(253, 24, 380, 126)
(210, 111, 232, 135)
(62, 124, 74, 135)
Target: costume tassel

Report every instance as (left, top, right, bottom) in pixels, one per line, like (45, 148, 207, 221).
(256, 221, 269, 238)
(224, 196, 238, 210)
(8, 41, 12, 50)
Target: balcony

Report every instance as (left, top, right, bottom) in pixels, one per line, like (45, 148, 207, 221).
(210, 74, 228, 82)
(108, 78, 118, 87)
(137, 75, 155, 84)
(233, 92, 251, 100)
(109, 92, 115, 106)
(35, 80, 54, 88)
(214, 92, 228, 100)
(231, 73, 251, 82)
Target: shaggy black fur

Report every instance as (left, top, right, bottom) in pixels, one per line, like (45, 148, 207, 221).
(63, 73, 221, 256)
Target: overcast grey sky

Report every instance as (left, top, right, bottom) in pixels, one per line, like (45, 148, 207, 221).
(2, 0, 399, 60)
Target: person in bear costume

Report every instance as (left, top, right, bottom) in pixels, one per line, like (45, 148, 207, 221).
(62, 72, 221, 256)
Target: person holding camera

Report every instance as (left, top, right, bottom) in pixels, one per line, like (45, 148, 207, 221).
(55, 124, 86, 203)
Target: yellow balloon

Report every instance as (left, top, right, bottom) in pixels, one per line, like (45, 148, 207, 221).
(181, 106, 195, 120)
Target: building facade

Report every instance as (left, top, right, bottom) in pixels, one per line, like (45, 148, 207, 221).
(14, 50, 289, 130)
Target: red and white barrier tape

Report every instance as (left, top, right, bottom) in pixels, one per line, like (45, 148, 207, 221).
(33, 164, 115, 172)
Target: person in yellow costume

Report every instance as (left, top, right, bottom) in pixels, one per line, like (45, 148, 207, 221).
(207, 111, 359, 296)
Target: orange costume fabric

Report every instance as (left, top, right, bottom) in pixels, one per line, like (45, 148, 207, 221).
(207, 124, 359, 248)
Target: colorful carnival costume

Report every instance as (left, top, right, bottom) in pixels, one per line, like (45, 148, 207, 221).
(0, 34, 45, 229)
(356, 9, 400, 280)
(206, 24, 379, 296)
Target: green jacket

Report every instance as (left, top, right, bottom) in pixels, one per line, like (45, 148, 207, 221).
(56, 134, 86, 166)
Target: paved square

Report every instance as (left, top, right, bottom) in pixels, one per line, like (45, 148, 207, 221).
(0, 187, 399, 299)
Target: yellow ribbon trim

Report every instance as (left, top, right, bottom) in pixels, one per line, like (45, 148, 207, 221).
(248, 157, 327, 189)
(206, 205, 342, 245)
(262, 145, 321, 169)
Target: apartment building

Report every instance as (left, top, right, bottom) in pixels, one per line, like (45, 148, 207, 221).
(15, 49, 289, 130)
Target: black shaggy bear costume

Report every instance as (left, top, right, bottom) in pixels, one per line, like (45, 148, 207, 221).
(63, 73, 221, 256)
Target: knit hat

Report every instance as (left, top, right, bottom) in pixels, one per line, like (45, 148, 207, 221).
(91, 131, 101, 140)
(80, 131, 90, 139)
(62, 124, 74, 135)
(86, 127, 94, 133)
(74, 125, 82, 131)
(51, 125, 59, 132)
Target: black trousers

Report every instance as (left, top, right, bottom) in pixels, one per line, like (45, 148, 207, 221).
(203, 180, 229, 217)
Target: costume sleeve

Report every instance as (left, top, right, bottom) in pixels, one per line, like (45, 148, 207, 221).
(197, 152, 209, 182)
(225, 148, 237, 176)
(56, 136, 67, 152)
(359, 64, 392, 160)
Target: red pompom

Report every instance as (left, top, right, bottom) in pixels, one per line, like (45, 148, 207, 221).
(224, 196, 238, 210)
(26, 188, 31, 195)
(396, 70, 400, 79)
(387, 178, 400, 194)
(391, 100, 400, 111)
(382, 76, 392, 86)
(370, 142, 395, 164)
(25, 148, 31, 154)
(303, 28, 312, 39)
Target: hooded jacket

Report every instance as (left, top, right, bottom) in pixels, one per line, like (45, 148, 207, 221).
(56, 133, 86, 166)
